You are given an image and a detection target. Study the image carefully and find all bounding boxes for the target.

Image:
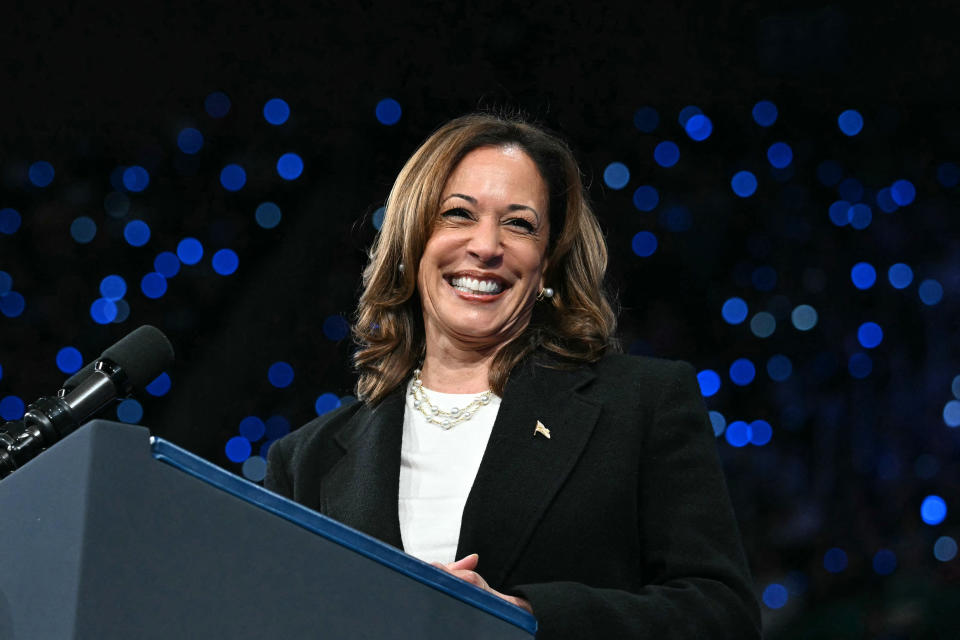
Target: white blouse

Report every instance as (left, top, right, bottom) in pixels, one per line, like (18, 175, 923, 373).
(398, 379, 501, 564)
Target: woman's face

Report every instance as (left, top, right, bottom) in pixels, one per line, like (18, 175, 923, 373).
(417, 145, 550, 351)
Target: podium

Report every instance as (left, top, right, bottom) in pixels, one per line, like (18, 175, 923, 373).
(0, 420, 536, 639)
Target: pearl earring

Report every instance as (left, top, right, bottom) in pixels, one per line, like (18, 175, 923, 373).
(537, 287, 554, 300)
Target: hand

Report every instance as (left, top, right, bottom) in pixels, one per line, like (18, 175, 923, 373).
(431, 553, 533, 614)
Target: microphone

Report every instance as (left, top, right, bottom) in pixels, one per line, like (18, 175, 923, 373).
(0, 325, 174, 478)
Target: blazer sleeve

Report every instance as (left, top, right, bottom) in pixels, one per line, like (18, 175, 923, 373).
(509, 361, 761, 639)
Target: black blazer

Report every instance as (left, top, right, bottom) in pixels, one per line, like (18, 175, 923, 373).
(265, 354, 761, 639)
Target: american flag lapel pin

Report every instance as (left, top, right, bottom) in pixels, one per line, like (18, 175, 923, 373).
(534, 420, 551, 439)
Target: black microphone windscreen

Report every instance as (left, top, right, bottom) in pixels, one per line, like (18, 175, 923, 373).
(101, 325, 175, 391)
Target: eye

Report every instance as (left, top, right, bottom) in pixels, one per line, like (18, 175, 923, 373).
(506, 218, 536, 232)
(440, 207, 472, 219)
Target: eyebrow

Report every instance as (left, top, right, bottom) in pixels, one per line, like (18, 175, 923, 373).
(441, 193, 541, 219)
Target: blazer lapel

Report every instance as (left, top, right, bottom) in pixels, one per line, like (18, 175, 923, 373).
(456, 360, 601, 588)
(320, 387, 405, 549)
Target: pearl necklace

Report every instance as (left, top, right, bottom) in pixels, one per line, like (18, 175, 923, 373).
(409, 369, 493, 429)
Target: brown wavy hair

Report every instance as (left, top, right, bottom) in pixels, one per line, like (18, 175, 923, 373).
(353, 113, 617, 404)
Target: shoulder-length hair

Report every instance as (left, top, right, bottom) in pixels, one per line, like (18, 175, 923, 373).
(353, 113, 617, 404)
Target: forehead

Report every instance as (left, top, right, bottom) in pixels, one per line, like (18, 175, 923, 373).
(443, 145, 548, 202)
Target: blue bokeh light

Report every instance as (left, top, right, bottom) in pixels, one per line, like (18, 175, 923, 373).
(0, 271, 11, 295)
(0, 396, 26, 420)
(730, 358, 756, 386)
(848, 203, 872, 229)
(177, 127, 204, 154)
(263, 98, 291, 125)
(725, 421, 750, 447)
(888, 263, 913, 289)
(242, 456, 267, 482)
(70, 216, 97, 243)
(721, 297, 748, 325)
(264, 415, 291, 439)
(603, 162, 630, 190)
(750, 420, 772, 446)
(104, 192, 130, 218)
(239, 416, 266, 442)
(824, 548, 848, 573)
(100, 275, 127, 301)
(212, 249, 239, 276)
(315, 392, 342, 416)
(375, 98, 402, 125)
(123, 220, 151, 247)
(875, 187, 898, 213)
(56, 347, 83, 374)
(633, 107, 659, 132)
(828, 200, 851, 226)
(145, 372, 172, 396)
(708, 411, 726, 436)
(767, 142, 793, 169)
(225, 436, 252, 463)
(767, 354, 793, 381)
(837, 177, 863, 203)
(220, 164, 247, 191)
(177, 238, 204, 265)
(751, 266, 777, 292)
(918, 279, 943, 305)
(140, 272, 168, 299)
(762, 583, 788, 609)
(204, 91, 231, 118)
(154, 251, 181, 277)
(838, 109, 864, 136)
(323, 315, 350, 341)
(653, 142, 680, 168)
(890, 179, 916, 206)
(256, 202, 282, 229)
(851, 262, 876, 289)
(661, 205, 691, 232)
(28, 161, 55, 187)
(632, 185, 659, 212)
(934, 536, 958, 562)
(268, 361, 295, 388)
(677, 105, 702, 127)
(791, 305, 818, 331)
(848, 353, 873, 379)
(0, 208, 21, 234)
(937, 162, 960, 188)
(752, 100, 778, 127)
(372, 206, 386, 230)
(0, 291, 26, 318)
(112, 298, 129, 325)
(921, 495, 947, 525)
(872, 549, 897, 576)
(857, 322, 883, 349)
(277, 152, 304, 180)
(731, 171, 758, 197)
(90, 298, 118, 324)
(122, 165, 150, 192)
(684, 114, 713, 141)
(750, 312, 776, 338)
(116, 398, 143, 424)
(631, 231, 658, 257)
(697, 370, 721, 397)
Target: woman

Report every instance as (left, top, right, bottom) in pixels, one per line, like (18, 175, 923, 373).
(265, 113, 761, 638)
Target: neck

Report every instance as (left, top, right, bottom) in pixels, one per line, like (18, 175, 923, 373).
(419, 336, 497, 394)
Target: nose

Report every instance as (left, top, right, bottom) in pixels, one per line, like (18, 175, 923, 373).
(466, 217, 503, 265)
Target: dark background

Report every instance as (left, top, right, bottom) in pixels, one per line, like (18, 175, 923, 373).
(2, 2, 959, 636)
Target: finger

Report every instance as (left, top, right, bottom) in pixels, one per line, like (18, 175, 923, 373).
(447, 553, 479, 571)
(449, 570, 489, 590)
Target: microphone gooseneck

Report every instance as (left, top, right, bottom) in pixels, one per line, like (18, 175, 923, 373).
(0, 325, 174, 478)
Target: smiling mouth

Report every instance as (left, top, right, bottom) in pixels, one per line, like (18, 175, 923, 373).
(447, 275, 506, 295)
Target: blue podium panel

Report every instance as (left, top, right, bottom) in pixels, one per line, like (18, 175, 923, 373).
(0, 421, 536, 639)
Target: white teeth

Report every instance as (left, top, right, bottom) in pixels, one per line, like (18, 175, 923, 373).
(450, 276, 503, 294)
